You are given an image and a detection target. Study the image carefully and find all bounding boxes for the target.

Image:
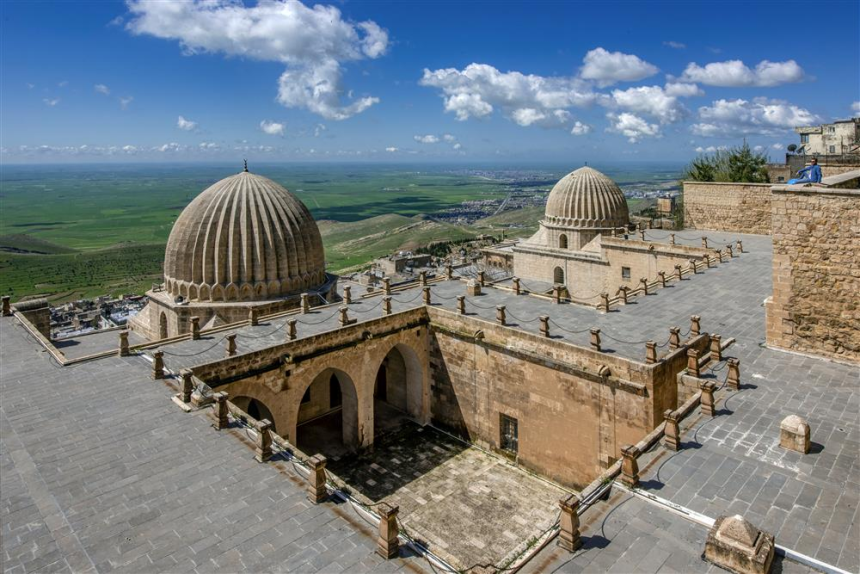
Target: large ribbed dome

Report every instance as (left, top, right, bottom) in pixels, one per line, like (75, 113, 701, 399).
(163, 169, 326, 302)
(544, 166, 629, 229)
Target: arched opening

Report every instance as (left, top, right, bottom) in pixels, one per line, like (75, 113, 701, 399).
(295, 368, 359, 458)
(231, 396, 277, 433)
(373, 344, 424, 439)
(553, 266, 565, 285)
(159, 312, 168, 339)
(559, 234, 568, 249)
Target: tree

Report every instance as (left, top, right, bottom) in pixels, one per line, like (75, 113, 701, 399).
(682, 141, 770, 183)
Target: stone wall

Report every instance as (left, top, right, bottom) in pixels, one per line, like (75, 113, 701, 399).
(765, 186, 860, 363)
(12, 298, 51, 339)
(683, 181, 772, 235)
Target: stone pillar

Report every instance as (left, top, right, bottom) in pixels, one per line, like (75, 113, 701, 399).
(249, 307, 259, 326)
(701, 236, 708, 249)
(640, 277, 649, 295)
(180, 369, 194, 403)
(287, 320, 297, 341)
(466, 279, 481, 296)
(343, 285, 352, 304)
(645, 341, 657, 364)
(618, 286, 629, 305)
(675, 264, 683, 281)
(590, 329, 601, 352)
(376, 504, 400, 559)
(223, 333, 236, 357)
(419, 271, 427, 286)
(382, 296, 392, 316)
(716, 249, 723, 263)
(690, 315, 701, 336)
(446, 264, 454, 280)
(477, 271, 486, 287)
(639, 229, 646, 241)
(1, 296, 10, 317)
(558, 494, 583, 552)
(710, 334, 722, 362)
(423, 286, 431, 305)
(670, 233, 676, 245)
(457, 296, 466, 315)
(539, 316, 550, 338)
(213, 392, 229, 430)
(512, 277, 521, 295)
(669, 327, 681, 349)
(306, 454, 328, 503)
(612, 227, 618, 237)
(189, 316, 200, 340)
(118, 330, 130, 357)
(704, 254, 712, 268)
(704, 515, 775, 574)
(600, 292, 610, 312)
(726, 244, 733, 258)
(338, 306, 350, 326)
(620, 445, 640, 487)
(152, 350, 165, 379)
(736, 240, 743, 253)
(382, 277, 391, 296)
(301, 293, 310, 314)
(254, 419, 273, 463)
(496, 305, 506, 326)
(658, 271, 667, 288)
(663, 410, 681, 451)
(687, 348, 700, 378)
(727, 358, 740, 390)
(700, 381, 716, 417)
(779, 415, 811, 454)
(552, 285, 562, 304)
(690, 259, 698, 274)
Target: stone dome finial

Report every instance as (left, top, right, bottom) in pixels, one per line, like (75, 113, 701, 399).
(243, 159, 248, 172)
(544, 166, 629, 229)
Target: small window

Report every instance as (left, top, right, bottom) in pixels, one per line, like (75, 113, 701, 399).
(827, 126, 836, 134)
(559, 234, 568, 249)
(500, 414, 518, 454)
(800, 134, 809, 143)
(302, 387, 311, 404)
(622, 266, 631, 280)
(829, 145, 836, 153)
(553, 266, 564, 284)
(777, 176, 785, 182)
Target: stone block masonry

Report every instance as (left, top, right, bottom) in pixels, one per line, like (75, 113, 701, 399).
(683, 181, 772, 235)
(766, 186, 860, 363)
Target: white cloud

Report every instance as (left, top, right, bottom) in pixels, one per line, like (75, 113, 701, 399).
(442, 134, 456, 142)
(314, 123, 326, 137)
(259, 120, 285, 136)
(852, 101, 860, 116)
(126, 0, 388, 120)
(579, 47, 658, 87)
(119, 96, 134, 110)
(663, 41, 686, 50)
(691, 98, 821, 137)
(753, 145, 764, 152)
(772, 143, 784, 150)
(679, 59, 805, 87)
(606, 112, 661, 143)
(94, 84, 111, 95)
(43, 98, 60, 107)
(452, 143, 462, 150)
(570, 121, 592, 135)
(58, 80, 69, 88)
(157, 142, 185, 153)
(664, 82, 704, 98)
(414, 134, 440, 144)
(609, 85, 690, 124)
(199, 142, 220, 150)
(694, 145, 728, 153)
(385, 147, 398, 152)
(177, 115, 197, 131)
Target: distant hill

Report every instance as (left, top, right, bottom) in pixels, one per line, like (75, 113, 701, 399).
(0, 234, 77, 255)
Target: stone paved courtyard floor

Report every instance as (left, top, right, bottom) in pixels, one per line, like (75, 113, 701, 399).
(329, 423, 568, 570)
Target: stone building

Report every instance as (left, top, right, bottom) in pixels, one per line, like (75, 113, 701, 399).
(795, 118, 860, 156)
(130, 166, 338, 340)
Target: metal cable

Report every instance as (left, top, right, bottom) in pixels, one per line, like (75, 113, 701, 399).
(295, 307, 342, 325)
(547, 319, 592, 334)
(161, 334, 229, 357)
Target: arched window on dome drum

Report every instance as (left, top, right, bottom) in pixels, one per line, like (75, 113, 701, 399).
(559, 234, 568, 249)
(554, 266, 565, 285)
(159, 312, 168, 339)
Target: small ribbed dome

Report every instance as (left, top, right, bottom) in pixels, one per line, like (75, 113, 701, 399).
(163, 170, 326, 302)
(544, 166, 629, 229)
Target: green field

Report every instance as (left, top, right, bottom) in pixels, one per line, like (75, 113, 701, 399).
(0, 162, 681, 302)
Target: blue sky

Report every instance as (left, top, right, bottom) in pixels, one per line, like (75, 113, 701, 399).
(2, 0, 858, 163)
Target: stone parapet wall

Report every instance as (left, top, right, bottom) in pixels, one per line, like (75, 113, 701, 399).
(766, 186, 860, 363)
(683, 181, 772, 235)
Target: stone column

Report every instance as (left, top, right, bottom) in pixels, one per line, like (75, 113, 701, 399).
(663, 409, 681, 451)
(382, 277, 391, 296)
(457, 296, 466, 315)
(382, 296, 392, 316)
(496, 305, 506, 326)
(726, 244, 733, 258)
(213, 392, 229, 430)
(590, 329, 601, 352)
(618, 286, 629, 305)
(779, 415, 811, 454)
(254, 419, 273, 463)
(558, 494, 583, 552)
(1, 296, 10, 317)
(301, 293, 310, 314)
(710, 334, 722, 362)
(736, 239, 743, 253)
(423, 286, 432, 305)
(343, 285, 352, 304)
(552, 285, 562, 304)
(376, 503, 400, 559)
(704, 254, 712, 268)
(620, 445, 640, 487)
(539, 316, 550, 337)
(669, 327, 681, 349)
(674, 264, 683, 281)
(118, 330, 130, 357)
(477, 271, 486, 287)
(225, 333, 237, 357)
(687, 348, 700, 378)
(446, 264, 454, 280)
(658, 271, 667, 288)
(306, 454, 328, 503)
(670, 233, 676, 245)
(727, 358, 740, 390)
(640, 277, 649, 295)
(152, 350, 165, 379)
(180, 369, 194, 403)
(700, 381, 716, 416)
(639, 229, 646, 241)
(338, 306, 350, 326)
(701, 236, 708, 249)
(645, 341, 657, 364)
(189, 316, 200, 340)
(419, 271, 427, 286)
(690, 259, 698, 274)
(249, 308, 259, 326)
(287, 319, 297, 341)
(512, 277, 521, 295)
(715, 250, 723, 263)
(690, 315, 701, 336)
(600, 293, 610, 312)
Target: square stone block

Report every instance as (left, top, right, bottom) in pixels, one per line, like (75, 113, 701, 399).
(779, 414, 810, 454)
(704, 515, 774, 574)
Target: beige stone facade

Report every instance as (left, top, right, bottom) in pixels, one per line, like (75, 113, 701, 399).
(765, 185, 860, 363)
(683, 181, 772, 235)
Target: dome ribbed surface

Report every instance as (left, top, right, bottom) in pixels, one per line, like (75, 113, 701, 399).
(544, 166, 629, 228)
(164, 171, 326, 302)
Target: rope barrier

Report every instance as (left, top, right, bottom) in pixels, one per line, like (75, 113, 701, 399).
(391, 290, 425, 304)
(161, 334, 230, 357)
(547, 319, 592, 335)
(465, 298, 500, 310)
(295, 307, 342, 325)
(504, 311, 540, 324)
(600, 332, 653, 346)
(241, 319, 289, 339)
(349, 298, 384, 314)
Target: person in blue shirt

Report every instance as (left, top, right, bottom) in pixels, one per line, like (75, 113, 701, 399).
(794, 158, 822, 184)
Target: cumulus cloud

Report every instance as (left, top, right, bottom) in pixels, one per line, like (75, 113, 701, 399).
(694, 145, 728, 153)
(609, 85, 690, 124)
(442, 134, 456, 142)
(414, 134, 440, 144)
(664, 82, 704, 98)
(852, 101, 860, 115)
(453, 142, 462, 150)
(43, 98, 60, 107)
(579, 47, 658, 87)
(691, 98, 821, 137)
(570, 121, 592, 135)
(606, 112, 661, 143)
(119, 96, 134, 110)
(663, 41, 686, 50)
(177, 115, 197, 131)
(314, 123, 326, 137)
(679, 59, 805, 87)
(125, 0, 388, 120)
(385, 147, 398, 152)
(772, 143, 784, 150)
(259, 120, 285, 136)
(94, 84, 111, 95)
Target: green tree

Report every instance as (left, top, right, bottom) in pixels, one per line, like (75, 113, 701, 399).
(682, 141, 770, 183)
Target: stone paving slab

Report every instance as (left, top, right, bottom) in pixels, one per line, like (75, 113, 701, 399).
(52, 329, 146, 360)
